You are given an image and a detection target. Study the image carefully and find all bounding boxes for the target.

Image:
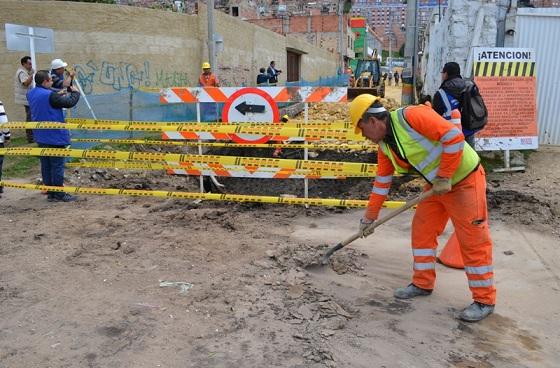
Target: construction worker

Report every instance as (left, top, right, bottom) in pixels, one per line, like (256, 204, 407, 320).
(199, 62, 219, 87)
(349, 94, 496, 322)
(273, 114, 290, 158)
(198, 62, 219, 121)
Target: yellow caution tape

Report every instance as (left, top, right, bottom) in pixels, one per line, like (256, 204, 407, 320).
(3, 122, 363, 141)
(65, 160, 368, 178)
(71, 138, 376, 151)
(0, 180, 408, 209)
(67, 117, 353, 129)
(0, 147, 378, 175)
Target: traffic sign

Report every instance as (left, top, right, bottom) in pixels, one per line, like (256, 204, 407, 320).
(221, 87, 280, 144)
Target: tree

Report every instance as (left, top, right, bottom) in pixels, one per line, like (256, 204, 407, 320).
(399, 43, 405, 57)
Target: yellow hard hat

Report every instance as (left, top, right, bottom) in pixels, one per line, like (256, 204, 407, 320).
(202, 62, 211, 69)
(349, 94, 380, 134)
(281, 114, 289, 121)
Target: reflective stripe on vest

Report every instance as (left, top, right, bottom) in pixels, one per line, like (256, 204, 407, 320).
(450, 109, 462, 129)
(438, 89, 460, 119)
(379, 107, 479, 185)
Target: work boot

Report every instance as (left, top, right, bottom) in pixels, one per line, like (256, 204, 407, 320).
(459, 302, 495, 322)
(394, 283, 432, 299)
(50, 193, 77, 202)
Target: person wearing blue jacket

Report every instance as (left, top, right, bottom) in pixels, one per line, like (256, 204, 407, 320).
(27, 70, 80, 202)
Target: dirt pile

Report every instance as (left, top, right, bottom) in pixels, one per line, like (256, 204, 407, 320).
(303, 99, 400, 122)
(268, 243, 368, 276)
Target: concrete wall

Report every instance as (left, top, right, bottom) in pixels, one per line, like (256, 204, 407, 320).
(420, 0, 516, 97)
(247, 14, 350, 55)
(0, 0, 338, 121)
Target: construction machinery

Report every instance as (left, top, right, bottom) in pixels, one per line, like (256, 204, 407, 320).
(347, 56, 385, 100)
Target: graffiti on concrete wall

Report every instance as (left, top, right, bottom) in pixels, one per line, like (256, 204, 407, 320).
(218, 65, 250, 87)
(74, 60, 190, 94)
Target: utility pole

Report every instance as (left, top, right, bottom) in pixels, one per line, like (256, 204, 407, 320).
(412, 0, 419, 103)
(386, 8, 395, 74)
(401, 0, 417, 105)
(207, 0, 216, 73)
(338, 0, 345, 72)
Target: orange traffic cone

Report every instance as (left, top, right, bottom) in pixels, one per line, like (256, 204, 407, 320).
(437, 232, 464, 269)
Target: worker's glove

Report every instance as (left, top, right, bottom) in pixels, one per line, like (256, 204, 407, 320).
(432, 176, 452, 195)
(359, 218, 375, 238)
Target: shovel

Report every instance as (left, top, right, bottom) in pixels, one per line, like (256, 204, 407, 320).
(309, 189, 433, 269)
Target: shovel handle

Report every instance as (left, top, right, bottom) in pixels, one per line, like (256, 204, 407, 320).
(322, 190, 433, 262)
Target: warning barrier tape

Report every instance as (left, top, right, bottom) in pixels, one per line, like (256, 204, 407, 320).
(0, 180, 410, 209)
(65, 160, 369, 179)
(0, 147, 378, 175)
(159, 86, 347, 104)
(4, 122, 363, 141)
(71, 138, 375, 151)
(66, 118, 353, 129)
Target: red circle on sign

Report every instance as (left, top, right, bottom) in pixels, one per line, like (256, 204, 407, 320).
(221, 87, 280, 144)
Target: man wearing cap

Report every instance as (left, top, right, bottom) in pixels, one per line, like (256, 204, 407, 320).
(50, 58, 75, 92)
(432, 62, 477, 148)
(349, 94, 496, 322)
(199, 62, 219, 87)
(198, 62, 220, 122)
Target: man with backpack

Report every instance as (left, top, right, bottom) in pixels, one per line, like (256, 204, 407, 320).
(432, 62, 487, 148)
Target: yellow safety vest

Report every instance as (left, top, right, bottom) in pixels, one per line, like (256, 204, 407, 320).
(380, 107, 479, 185)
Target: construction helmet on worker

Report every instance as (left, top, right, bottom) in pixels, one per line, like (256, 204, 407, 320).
(199, 62, 219, 87)
(349, 94, 496, 322)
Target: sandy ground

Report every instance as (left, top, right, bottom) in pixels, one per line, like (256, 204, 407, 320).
(1, 143, 560, 367)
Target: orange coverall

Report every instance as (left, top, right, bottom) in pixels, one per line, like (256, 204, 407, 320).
(365, 105, 496, 305)
(199, 73, 219, 87)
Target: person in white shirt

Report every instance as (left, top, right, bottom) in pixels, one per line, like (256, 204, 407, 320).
(14, 56, 35, 142)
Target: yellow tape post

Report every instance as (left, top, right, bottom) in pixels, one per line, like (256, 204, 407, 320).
(71, 138, 376, 151)
(0, 180, 408, 209)
(3, 122, 363, 141)
(0, 147, 378, 176)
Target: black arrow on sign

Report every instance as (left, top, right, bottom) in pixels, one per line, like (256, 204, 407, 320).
(235, 101, 266, 115)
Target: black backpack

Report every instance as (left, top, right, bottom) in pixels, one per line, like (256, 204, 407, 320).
(460, 80, 488, 131)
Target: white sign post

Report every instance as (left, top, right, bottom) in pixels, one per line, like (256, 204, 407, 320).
(5, 23, 54, 71)
(5, 23, 97, 119)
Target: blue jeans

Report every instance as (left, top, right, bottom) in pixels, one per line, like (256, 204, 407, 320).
(38, 144, 66, 198)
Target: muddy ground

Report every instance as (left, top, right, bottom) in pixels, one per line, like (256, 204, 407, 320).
(1, 90, 559, 367)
